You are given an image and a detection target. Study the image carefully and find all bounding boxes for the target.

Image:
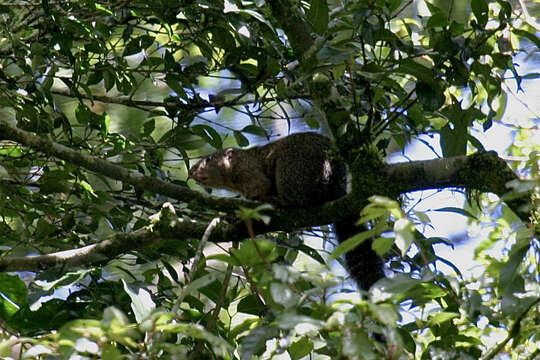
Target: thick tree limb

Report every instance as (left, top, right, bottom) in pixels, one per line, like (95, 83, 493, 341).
(0, 201, 346, 272)
(0, 119, 526, 218)
(0, 120, 531, 272)
(2, 0, 528, 278)
(388, 152, 517, 195)
(0, 119, 527, 220)
(387, 153, 532, 222)
(1, 150, 529, 272)
(0, 228, 157, 272)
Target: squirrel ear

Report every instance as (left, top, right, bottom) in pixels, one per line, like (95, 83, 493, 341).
(225, 148, 234, 160)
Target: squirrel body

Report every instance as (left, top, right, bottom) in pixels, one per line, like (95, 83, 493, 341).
(189, 132, 383, 289)
(188, 132, 347, 207)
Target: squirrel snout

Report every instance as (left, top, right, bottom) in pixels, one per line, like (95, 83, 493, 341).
(188, 165, 207, 183)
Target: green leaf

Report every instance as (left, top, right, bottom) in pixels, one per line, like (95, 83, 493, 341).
(234, 130, 250, 147)
(386, 0, 403, 13)
(274, 313, 324, 330)
(102, 343, 122, 360)
(297, 244, 326, 264)
(139, 35, 154, 50)
(498, 243, 529, 293)
(427, 312, 459, 326)
(123, 39, 141, 57)
(433, 207, 478, 220)
(288, 336, 314, 360)
(342, 328, 376, 360)
(35, 218, 58, 238)
(103, 69, 115, 92)
(0, 273, 27, 320)
(237, 294, 265, 315)
(396, 327, 416, 354)
(232, 239, 277, 266)
(171, 128, 206, 150)
(440, 122, 467, 157)
(236, 204, 273, 225)
(59, 319, 104, 351)
(513, 29, 540, 50)
(270, 282, 297, 308)
(394, 218, 414, 257)
(0, 338, 17, 358)
(205, 253, 240, 266)
(242, 125, 268, 137)
(62, 212, 75, 230)
(156, 322, 232, 356)
(372, 237, 394, 256)
(224, 4, 275, 33)
(208, 27, 236, 50)
(141, 119, 155, 137)
(198, 280, 224, 305)
(449, 59, 469, 86)
(121, 280, 156, 323)
(40, 174, 70, 194)
(375, 275, 419, 296)
(230, 318, 259, 338)
(426, 12, 448, 28)
(87, 71, 103, 86)
(317, 45, 354, 64)
(501, 294, 538, 318)
(394, 58, 435, 84)
(94, 3, 113, 15)
(416, 81, 445, 111)
(330, 221, 388, 261)
(471, 0, 488, 27)
(468, 134, 486, 152)
(191, 124, 223, 149)
(123, 35, 155, 57)
(165, 73, 187, 99)
(307, 0, 329, 34)
(161, 260, 179, 283)
(239, 325, 279, 360)
(440, 104, 483, 156)
(369, 303, 399, 326)
(75, 103, 91, 124)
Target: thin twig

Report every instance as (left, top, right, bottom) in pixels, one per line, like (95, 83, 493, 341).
(481, 297, 540, 360)
(172, 217, 221, 313)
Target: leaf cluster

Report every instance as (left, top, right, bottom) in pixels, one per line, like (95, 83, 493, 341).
(0, 0, 538, 359)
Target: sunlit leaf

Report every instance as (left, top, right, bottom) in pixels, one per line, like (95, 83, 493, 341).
(122, 280, 156, 323)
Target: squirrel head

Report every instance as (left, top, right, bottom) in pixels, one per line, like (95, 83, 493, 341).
(188, 148, 235, 187)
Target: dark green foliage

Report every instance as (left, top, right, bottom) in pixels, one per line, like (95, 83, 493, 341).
(0, 0, 538, 359)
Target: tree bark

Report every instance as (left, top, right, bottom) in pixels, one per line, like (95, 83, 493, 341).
(0, 119, 531, 272)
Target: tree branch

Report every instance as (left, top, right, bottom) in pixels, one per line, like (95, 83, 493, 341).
(0, 120, 531, 272)
(0, 119, 526, 220)
(0, 155, 529, 273)
(0, 119, 253, 213)
(386, 153, 531, 222)
(481, 297, 540, 360)
(268, 0, 314, 59)
(50, 89, 309, 112)
(387, 152, 517, 196)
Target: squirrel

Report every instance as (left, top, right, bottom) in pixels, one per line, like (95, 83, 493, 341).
(188, 132, 383, 289)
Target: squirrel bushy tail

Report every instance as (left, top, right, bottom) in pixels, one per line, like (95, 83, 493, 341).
(335, 219, 384, 290)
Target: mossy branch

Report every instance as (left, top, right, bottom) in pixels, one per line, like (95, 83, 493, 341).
(0, 119, 253, 213)
(0, 119, 532, 272)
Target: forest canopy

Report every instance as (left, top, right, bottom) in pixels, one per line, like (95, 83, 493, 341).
(0, 0, 538, 359)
